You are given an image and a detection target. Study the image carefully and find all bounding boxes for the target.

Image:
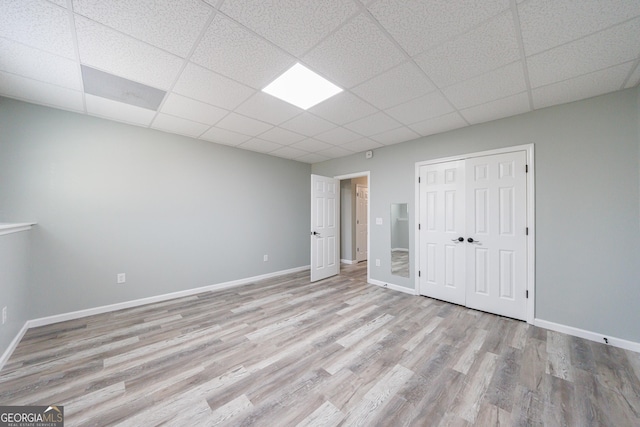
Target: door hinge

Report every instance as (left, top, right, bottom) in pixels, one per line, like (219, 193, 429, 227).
(418, 271, 421, 277)
(525, 164, 529, 173)
(526, 290, 529, 299)
(418, 177, 421, 184)
(526, 227, 529, 235)
(418, 223, 421, 230)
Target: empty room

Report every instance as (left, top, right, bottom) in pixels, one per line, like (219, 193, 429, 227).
(1, 0, 640, 425)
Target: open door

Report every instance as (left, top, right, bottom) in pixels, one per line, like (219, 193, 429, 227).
(311, 174, 340, 282)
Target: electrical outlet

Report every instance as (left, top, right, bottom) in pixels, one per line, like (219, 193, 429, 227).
(263, 254, 268, 262)
(375, 259, 381, 267)
(2, 307, 6, 325)
(117, 273, 126, 284)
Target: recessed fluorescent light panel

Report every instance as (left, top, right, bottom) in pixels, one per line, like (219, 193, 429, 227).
(262, 63, 343, 110)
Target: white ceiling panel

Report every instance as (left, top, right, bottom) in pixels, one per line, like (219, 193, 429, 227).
(72, 0, 212, 57)
(315, 127, 361, 145)
(409, 112, 468, 137)
(219, 0, 358, 56)
(200, 126, 252, 146)
(308, 91, 378, 126)
(369, 0, 510, 56)
(269, 146, 309, 160)
(0, 71, 84, 112)
(295, 153, 331, 164)
(47, 0, 67, 6)
(352, 61, 435, 109)
(237, 138, 283, 154)
(342, 138, 384, 153)
(235, 92, 302, 125)
(370, 126, 421, 146)
(414, 11, 520, 88)
(518, 0, 640, 56)
(215, 112, 272, 137)
(460, 92, 531, 125)
(626, 63, 640, 89)
(0, 38, 81, 90)
(191, 14, 295, 89)
(303, 14, 405, 88)
(289, 138, 334, 153)
(280, 113, 336, 137)
(443, 61, 526, 109)
(173, 63, 255, 110)
(151, 113, 210, 138)
(527, 17, 640, 88)
(160, 93, 228, 126)
(258, 127, 305, 145)
(532, 62, 633, 110)
(344, 112, 402, 136)
(386, 91, 455, 125)
(85, 93, 155, 126)
(0, 0, 75, 59)
(317, 145, 356, 159)
(75, 17, 184, 90)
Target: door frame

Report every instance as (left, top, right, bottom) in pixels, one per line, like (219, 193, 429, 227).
(335, 171, 371, 285)
(355, 183, 368, 263)
(414, 144, 535, 324)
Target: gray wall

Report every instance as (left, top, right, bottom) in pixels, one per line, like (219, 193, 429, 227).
(0, 97, 311, 323)
(0, 231, 31, 358)
(313, 87, 640, 343)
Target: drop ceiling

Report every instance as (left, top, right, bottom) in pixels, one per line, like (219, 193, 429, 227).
(1, 0, 639, 164)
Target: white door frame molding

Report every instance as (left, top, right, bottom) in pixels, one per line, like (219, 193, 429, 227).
(335, 171, 371, 285)
(414, 144, 535, 324)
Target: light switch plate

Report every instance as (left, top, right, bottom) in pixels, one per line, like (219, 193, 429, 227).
(376, 217, 383, 225)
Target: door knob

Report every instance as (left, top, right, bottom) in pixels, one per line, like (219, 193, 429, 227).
(451, 237, 464, 242)
(467, 237, 480, 243)
(311, 231, 321, 236)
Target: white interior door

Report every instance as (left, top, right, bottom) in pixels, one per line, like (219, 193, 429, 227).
(355, 185, 368, 262)
(418, 160, 466, 305)
(311, 174, 340, 282)
(465, 151, 527, 320)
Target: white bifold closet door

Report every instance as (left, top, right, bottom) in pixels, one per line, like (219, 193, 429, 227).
(418, 151, 528, 320)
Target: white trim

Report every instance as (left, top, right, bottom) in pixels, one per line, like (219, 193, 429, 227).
(0, 223, 36, 236)
(27, 265, 310, 329)
(341, 259, 356, 264)
(414, 144, 536, 324)
(369, 278, 417, 295)
(535, 318, 640, 354)
(0, 322, 29, 372)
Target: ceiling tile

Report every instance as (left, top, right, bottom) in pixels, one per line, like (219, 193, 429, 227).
(47, 0, 67, 6)
(0, 38, 81, 90)
(200, 126, 252, 146)
(626, 63, 640, 89)
(460, 92, 531, 125)
(191, 14, 295, 89)
(0, 0, 75, 58)
(409, 112, 467, 137)
(317, 145, 356, 159)
(238, 138, 284, 154)
(532, 62, 633, 110)
(269, 146, 309, 159)
(370, 126, 421, 146)
(235, 92, 302, 125)
(72, 0, 212, 57)
(527, 17, 640, 88)
(443, 61, 526, 109)
(215, 112, 272, 137)
(151, 113, 210, 138)
(368, 0, 509, 56)
(315, 127, 361, 144)
(258, 127, 306, 145)
(342, 138, 384, 153)
(295, 153, 331, 164)
(173, 63, 255, 110)
(518, 0, 640, 56)
(75, 16, 183, 90)
(220, 0, 358, 56)
(308, 91, 378, 125)
(280, 112, 336, 137)
(0, 71, 84, 112)
(290, 138, 334, 152)
(160, 93, 228, 126)
(386, 91, 455, 125)
(344, 112, 402, 136)
(85, 94, 156, 126)
(303, 14, 405, 88)
(414, 11, 520, 88)
(351, 61, 435, 109)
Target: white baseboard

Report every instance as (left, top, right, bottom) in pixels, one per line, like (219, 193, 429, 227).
(535, 318, 640, 353)
(368, 278, 417, 295)
(27, 265, 310, 329)
(0, 321, 29, 372)
(341, 259, 356, 265)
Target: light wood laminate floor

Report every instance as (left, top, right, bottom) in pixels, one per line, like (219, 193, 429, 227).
(1, 262, 639, 426)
